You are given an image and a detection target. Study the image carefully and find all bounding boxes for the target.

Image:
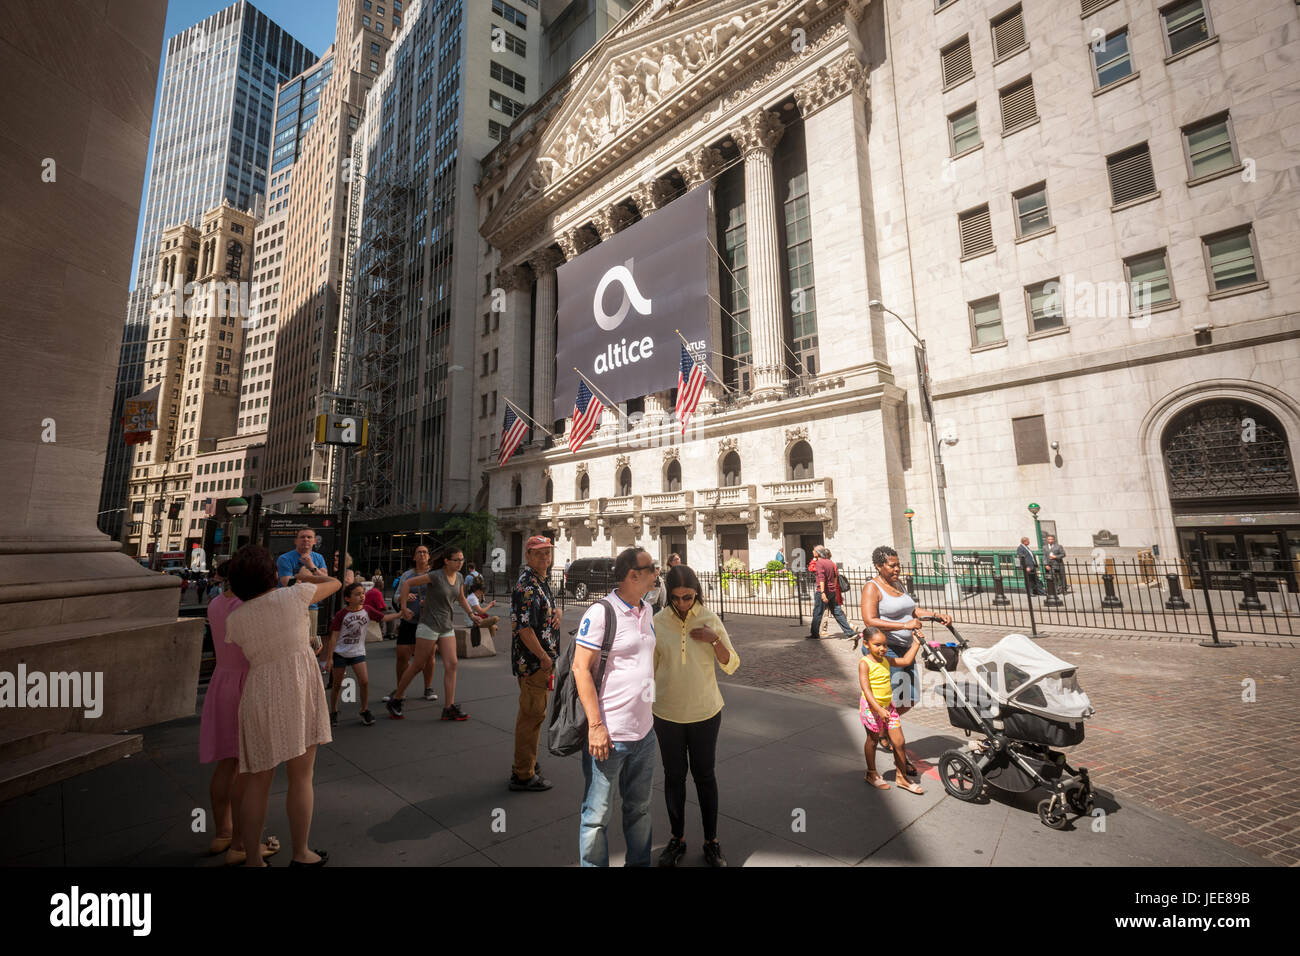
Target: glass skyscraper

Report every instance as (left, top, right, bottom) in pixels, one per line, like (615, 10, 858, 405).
(99, 0, 315, 539)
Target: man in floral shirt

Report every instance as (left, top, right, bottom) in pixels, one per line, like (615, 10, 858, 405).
(509, 535, 561, 791)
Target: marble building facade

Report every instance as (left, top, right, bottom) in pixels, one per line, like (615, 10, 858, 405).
(475, 0, 1300, 573)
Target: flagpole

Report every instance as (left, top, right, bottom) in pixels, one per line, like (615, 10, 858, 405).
(572, 368, 628, 425)
(674, 329, 735, 394)
(502, 396, 554, 437)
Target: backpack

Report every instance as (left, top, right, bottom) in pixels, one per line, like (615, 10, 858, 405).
(547, 598, 617, 757)
(837, 571, 851, 600)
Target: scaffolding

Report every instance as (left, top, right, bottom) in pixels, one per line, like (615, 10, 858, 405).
(348, 159, 412, 516)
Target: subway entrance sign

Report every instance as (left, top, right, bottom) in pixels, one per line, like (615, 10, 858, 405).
(315, 414, 368, 448)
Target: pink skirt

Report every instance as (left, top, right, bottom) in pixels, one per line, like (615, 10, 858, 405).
(199, 665, 248, 764)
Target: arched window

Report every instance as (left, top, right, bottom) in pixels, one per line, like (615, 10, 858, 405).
(721, 451, 741, 487)
(513, 481, 523, 506)
(665, 459, 682, 492)
(1162, 400, 1296, 506)
(543, 478, 553, 502)
(578, 472, 590, 500)
(788, 440, 814, 480)
(618, 466, 632, 497)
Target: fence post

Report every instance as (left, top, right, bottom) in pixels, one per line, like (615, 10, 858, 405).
(1101, 572, 1123, 609)
(1044, 565, 1064, 607)
(1022, 568, 1038, 637)
(796, 573, 805, 626)
(1164, 573, 1190, 610)
(992, 558, 1010, 606)
(1195, 530, 1234, 648)
(1237, 572, 1266, 611)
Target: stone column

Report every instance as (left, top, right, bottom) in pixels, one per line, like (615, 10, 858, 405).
(0, 0, 204, 751)
(527, 248, 563, 434)
(728, 110, 786, 400)
(497, 263, 534, 431)
(795, 53, 887, 379)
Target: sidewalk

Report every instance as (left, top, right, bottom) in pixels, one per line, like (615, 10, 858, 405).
(0, 609, 1272, 867)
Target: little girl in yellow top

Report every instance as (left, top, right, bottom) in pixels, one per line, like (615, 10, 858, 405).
(859, 626, 924, 794)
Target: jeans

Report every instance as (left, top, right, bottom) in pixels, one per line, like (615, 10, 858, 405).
(811, 591, 854, 637)
(654, 712, 721, 842)
(579, 729, 657, 867)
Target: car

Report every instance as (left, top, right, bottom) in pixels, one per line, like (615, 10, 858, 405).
(562, 557, 617, 602)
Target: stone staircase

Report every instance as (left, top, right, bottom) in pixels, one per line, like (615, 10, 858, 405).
(0, 728, 142, 804)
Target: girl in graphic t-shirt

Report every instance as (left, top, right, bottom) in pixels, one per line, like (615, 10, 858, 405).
(323, 583, 399, 726)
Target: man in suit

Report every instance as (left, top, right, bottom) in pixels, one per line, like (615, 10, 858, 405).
(1016, 537, 1046, 596)
(1045, 534, 1068, 594)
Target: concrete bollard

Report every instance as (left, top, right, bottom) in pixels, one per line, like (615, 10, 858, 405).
(1237, 572, 1266, 612)
(1165, 573, 1190, 610)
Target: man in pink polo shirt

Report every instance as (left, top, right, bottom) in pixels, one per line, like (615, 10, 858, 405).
(572, 546, 659, 867)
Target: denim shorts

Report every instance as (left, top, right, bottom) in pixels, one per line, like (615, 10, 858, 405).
(415, 623, 454, 641)
(333, 652, 365, 668)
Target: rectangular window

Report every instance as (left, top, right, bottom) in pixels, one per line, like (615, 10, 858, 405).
(498, 28, 526, 56)
(1124, 249, 1175, 312)
(969, 296, 1005, 346)
(490, 60, 527, 93)
(488, 119, 509, 141)
(1012, 415, 1050, 465)
(1013, 182, 1051, 238)
(1025, 279, 1065, 333)
(1080, 0, 1113, 14)
(991, 6, 1026, 59)
(370, 59, 379, 73)
(999, 76, 1038, 133)
(1161, 0, 1213, 57)
(948, 104, 981, 155)
(940, 36, 973, 88)
(1092, 28, 1133, 88)
(482, 352, 489, 375)
(491, 349, 498, 372)
(1107, 143, 1157, 205)
(1182, 114, 1238, 180)
(958, 205, 994, 258)
(363, 15, 370, 26)
(489, 91, 526, 118)
(492, 0, 527, 29)
(1202, 227, 1261, 292)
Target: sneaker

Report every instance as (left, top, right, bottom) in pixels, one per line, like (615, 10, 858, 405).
(441, 704, 469, 721)
(360, 710, 375, 726)
(703, 841, 728, 868)
(329, 711, 338, 726)
(507, 772, 553, 792)
(423, 687, 439, 701)
(658, 837, 687, 867)
(381, 690, 397, 702)
(385, 698, 404, 720)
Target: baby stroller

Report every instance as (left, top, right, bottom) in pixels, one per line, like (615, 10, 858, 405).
(915, 616, 1096, 829)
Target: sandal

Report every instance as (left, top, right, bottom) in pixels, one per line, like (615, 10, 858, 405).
(224, 835, 281, 866)
(864, 772, 891, 790)
(207, 835, 232, 855)
(897, 780, 924, 795)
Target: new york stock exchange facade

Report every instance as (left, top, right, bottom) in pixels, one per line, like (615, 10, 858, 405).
(474, 0, 1300, 576)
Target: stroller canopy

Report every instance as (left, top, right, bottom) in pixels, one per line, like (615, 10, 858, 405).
(962, 634, 1094, 721)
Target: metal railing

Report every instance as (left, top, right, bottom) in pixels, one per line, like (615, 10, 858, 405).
(482, 558, 1299, 639)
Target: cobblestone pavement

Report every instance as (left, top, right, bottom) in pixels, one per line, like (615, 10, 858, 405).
(695, 610, 1300, 867)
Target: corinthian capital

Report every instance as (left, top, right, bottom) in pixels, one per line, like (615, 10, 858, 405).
(793, 53, 870, 119)
(556, 230, 581, 261)
(592, 203, 635, 241)
(526, 247, 564, 276)
(678, 147, 725, 188)
(498, 263, 533, 292)
(630, 178, 673, 215)
(729, 109, 784, 156)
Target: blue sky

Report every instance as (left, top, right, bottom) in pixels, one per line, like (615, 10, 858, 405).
(127, 0, 335, 284)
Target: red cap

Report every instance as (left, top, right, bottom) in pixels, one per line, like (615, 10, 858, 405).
(525, 535, 554, 552)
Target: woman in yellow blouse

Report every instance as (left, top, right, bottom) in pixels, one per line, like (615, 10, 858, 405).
(652, 564, 740, 867)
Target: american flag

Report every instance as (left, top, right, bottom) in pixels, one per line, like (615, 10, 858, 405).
(675, 344, 707, 435)
(569, 379, 604, 453)
(498, 405, 529, 466)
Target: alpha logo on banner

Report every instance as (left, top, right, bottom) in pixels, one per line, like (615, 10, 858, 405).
(554, 184, 711, 421)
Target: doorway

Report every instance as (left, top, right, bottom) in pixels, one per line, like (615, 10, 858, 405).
(718, 524, 749, 569)
(661, 527, 687, 568)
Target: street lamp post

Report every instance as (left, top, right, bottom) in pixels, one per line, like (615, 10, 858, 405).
(903, 507, 916, 567)
(870, 300, 961, 602)
(1028, 502, 1043, 562)
(226, 497, 248, 554)
(293, 480, 321, 513)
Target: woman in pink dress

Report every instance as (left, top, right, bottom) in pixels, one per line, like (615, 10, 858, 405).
(226, 546, 340, 867)
(198, 561, 280, 864)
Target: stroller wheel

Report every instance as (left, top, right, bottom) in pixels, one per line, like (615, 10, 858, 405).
(1065, 782, 1094, 816)
(938, 749, 983, 801)
(1037, 796, 1069, 830)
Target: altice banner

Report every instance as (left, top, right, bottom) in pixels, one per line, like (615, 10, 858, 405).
(553, 184, 712, 422)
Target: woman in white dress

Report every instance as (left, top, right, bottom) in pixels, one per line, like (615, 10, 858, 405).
(226, 545, 341, 867)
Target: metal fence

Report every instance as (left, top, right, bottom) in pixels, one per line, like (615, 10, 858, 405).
(485, 558, 1300, 640)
